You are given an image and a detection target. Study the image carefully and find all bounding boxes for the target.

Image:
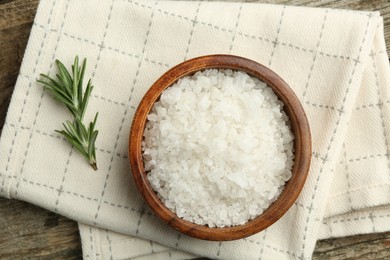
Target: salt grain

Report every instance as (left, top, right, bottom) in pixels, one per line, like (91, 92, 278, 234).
(143, 69, 294, 227)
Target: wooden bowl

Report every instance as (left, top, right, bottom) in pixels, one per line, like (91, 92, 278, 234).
(129, 54, 311, 241)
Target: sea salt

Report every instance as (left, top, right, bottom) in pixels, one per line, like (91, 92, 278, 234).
(142, 69, 294, 227)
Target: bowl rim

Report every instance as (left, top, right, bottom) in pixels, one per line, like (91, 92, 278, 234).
(129, 54, 311, 241)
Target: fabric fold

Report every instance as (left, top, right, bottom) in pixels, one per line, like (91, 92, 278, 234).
(1, 0, 390, 259)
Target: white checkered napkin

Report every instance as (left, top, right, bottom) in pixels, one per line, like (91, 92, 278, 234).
(1, 0, 390, 259)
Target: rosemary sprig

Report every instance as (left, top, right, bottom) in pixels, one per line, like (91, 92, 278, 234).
(38, 56, 99, 170)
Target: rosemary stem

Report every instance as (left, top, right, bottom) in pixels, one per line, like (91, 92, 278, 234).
(38, 56, 99, 171)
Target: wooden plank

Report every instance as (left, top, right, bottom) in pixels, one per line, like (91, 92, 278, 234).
(0, 197, 82, 259)
(0, 0, 39, 29)
(0, 22, 31, 132)
(0, 0, 389, 258)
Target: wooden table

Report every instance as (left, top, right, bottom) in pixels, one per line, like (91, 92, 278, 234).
(1, 0, 390, 259)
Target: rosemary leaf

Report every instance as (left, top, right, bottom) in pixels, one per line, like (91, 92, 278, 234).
(55, 129, 88, 157)
(80, 80, 93, 119)
(88, 129, 98, 160)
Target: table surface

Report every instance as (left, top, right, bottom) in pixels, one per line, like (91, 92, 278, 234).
(1, 0, 390, 259)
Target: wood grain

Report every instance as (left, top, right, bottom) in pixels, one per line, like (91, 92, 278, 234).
(0, 0, 389, 258)
(0, 197, 82, 259)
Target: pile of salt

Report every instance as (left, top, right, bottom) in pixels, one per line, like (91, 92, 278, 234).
(143, 69, 294, 227)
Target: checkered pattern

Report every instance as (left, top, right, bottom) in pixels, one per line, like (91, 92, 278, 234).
(0, 0, 389, 259)
(80, 225, 194, 260)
